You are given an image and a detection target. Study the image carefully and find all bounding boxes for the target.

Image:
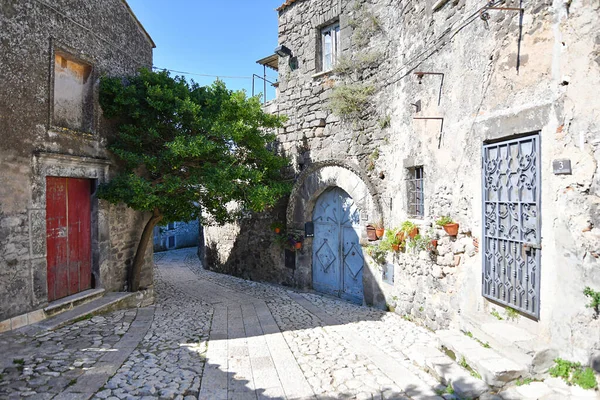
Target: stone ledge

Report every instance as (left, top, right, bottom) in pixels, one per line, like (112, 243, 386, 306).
(44, 288, 106, 316)
(405, 345, 489, 398)
(437, 329, 529, 388)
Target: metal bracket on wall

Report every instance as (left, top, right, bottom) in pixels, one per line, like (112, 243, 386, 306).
(479, 3, 525, 72)
(413, 117, 444, 148)
(414, 72, 445, 106)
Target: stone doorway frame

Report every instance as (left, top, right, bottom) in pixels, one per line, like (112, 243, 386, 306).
(286, 160, 384, 306)
(30, 152, 110, 307)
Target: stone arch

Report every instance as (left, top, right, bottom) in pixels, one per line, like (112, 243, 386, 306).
(286, 160, 382, 235)
(285, 160, 385, 308)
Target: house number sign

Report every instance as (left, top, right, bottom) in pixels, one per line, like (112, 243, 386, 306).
(552, 159, 572, 175)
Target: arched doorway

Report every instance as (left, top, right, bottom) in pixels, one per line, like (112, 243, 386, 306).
(312, 187, 364, 304)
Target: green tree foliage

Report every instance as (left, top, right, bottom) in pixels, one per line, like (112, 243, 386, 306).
(98, 69, 290, 290)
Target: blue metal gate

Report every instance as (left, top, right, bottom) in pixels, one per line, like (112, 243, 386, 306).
(482, 134, 541, 318)
(313, 187, 364, 304)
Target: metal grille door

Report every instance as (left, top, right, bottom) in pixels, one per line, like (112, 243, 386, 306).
(482, 134, 541, 318)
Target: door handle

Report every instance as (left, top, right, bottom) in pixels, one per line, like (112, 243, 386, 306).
(522, 242, 541, 251)
(522, 242, 541, 259)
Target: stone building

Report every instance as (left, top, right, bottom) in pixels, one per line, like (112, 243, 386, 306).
(153, 220, 200, 252)
(0, 0, 155, 328)
(204, 0, 600, 374)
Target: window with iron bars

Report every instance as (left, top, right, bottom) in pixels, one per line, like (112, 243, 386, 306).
(406, 166, 424, 218)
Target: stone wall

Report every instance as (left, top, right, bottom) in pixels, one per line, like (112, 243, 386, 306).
(153, 220, 200, 252)
(0, 0, 155, 320)
(203, 201, 297, 287)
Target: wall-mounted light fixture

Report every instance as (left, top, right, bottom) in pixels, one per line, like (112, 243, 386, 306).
(274, 45, 293, 58)
(274, 45, 298, 71)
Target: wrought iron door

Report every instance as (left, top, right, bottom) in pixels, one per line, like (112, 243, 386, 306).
(482, 134, 541, 318)
(312, 187, 364, 304)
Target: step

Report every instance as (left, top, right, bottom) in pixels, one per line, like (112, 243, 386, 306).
(44, 288, 106, 317)
(404, 344, 490, 398)
(459, 315, 557, 377)
(25, 292, 136, 335)
(436, 329, 529, 389)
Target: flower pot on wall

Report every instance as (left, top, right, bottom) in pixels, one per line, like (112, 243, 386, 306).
(294, 242, 302, 250)
(396, 231, 405, 243)
(408, 227, 419, 239)
(428, 239, 438, 252)
(274, 227, 281, 234)
(443, 223, 459, 236)
(392, 244, 400, 252)
(366, 225, 378, 241)
(375, 228, 385, 239)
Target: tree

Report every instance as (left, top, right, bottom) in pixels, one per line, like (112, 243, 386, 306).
(98, 69, 290, 291)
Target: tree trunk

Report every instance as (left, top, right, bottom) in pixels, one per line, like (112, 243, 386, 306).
(130, 208, 163, 292)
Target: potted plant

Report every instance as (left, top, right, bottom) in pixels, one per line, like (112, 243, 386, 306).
(366, 223, 378, 241)
(289, 232, 304, 251)
(270, 221, 284, 234)
(374, 218, 385, 239)
(401, 221, 419, 239)
(380, 228, 405, 253)
(429, 239, 438, 251)
(436, 215, 459, 236)
(365, 245, 387, 265)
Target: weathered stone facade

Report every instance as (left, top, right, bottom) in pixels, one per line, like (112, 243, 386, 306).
(205, 0, 600, 368)
(0, 0, 155, 321)
(153, 220, 200, 252)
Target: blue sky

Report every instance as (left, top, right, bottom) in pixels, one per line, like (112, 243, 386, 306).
(127, 0, 283, 100)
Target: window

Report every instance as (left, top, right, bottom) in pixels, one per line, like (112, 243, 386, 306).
(53, 52, 93, 132)
(320, 22, 340, 72)
(406, 166, 424, 218)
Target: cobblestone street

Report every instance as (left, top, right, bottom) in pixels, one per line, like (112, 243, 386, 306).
(0, 248, 468, 400)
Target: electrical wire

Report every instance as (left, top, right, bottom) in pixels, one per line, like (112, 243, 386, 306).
(152, 67, 253, 80)
(384, 0, 506, 86)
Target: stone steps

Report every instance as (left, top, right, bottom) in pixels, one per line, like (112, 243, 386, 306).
(404, 344, 490, 399)
(23, 291, 136, 335)
(44, 288, 106, 317)
(436, 329, 529, 389)
(458, 315, 557, 377)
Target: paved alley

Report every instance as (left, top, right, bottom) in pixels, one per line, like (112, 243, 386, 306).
(0, 248, 453, 400)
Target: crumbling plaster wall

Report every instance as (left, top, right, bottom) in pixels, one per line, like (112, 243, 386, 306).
(0, 0, 154, 320)
(268, 0, 600, 364)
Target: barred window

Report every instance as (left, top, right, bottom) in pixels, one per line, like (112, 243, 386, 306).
(406, 166, 424, 218)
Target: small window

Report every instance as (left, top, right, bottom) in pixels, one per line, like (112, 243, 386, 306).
(406, 166, 424, 218)
(53, 52, 93, 132)
(167, 222, 177, 230)
(320, 23, 340, 72)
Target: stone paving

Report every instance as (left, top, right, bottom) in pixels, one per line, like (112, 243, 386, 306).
(1, 247, 598, 400)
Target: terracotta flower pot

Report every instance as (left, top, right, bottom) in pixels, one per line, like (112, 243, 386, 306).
(274, 227, 281, 234)
(375, 228, 385, 239)
(395, 231, 405, 243)
(366, 225, 378, 241)
(443, 223, 459, 236)
(392, 244, 400, 252)
(408, 227, 419, 239)
(294, 242, 302, 250)
(428, 239, 438, 252)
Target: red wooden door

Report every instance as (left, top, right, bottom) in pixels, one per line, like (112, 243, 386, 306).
(46, 177, 92, 302)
